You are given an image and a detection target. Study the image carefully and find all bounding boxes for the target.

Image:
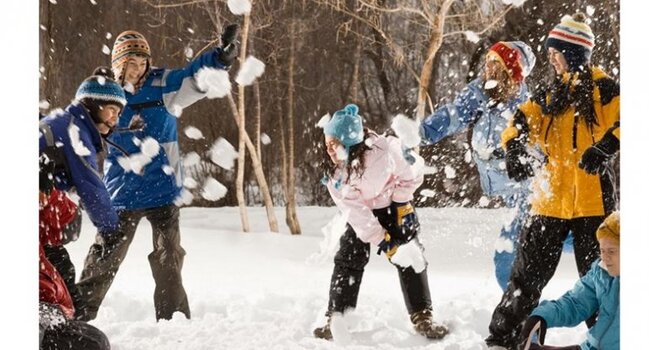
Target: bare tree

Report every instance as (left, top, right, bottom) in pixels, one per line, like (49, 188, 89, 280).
(285, 12, 302, 235)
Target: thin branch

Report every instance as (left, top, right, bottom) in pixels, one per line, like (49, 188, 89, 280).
(443, 4, 513, 38)
(142, 0, 210, 9)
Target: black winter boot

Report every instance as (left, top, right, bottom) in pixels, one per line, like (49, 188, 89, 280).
(313, 314, 333, 340)
(410, 308, 449, 339)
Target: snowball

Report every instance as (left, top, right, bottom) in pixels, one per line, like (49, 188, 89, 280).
(464, 31, 480, 43)
(390, 114, 421, 148)
(201, 177, 228, 201)
(209, 137, 239, 170)
(102, 44, 110, 55)
(183, 152, 201, 167)
(478, 196, 490, 207)
(187, 27, 195, 34)
(420, 189, 436, 197)
(501, 0, 528, 6)
(140, 137, 160, 158)
(39, 100, 50, 110)
(227, 0, 251, 15)
(183, 177, 198, 189)
(162, 165, 174, 175)
(105, 32, 112, 39)
(390, 240, 427, 273)
(423, 165, 438, 175)
(195, 68, 231, 99)
(174, 188, 194, 206)
(184, 126, 204, 140)
(68, 124, 90, 156)
(235, 56, 266, 86)
(484, 80, 499, 90)
(494, 236, 514, 254)
(89, 0, 97, 4)
(260, 133, 271, 145)
(184, 46, 194, 59)
(586, 5, 595, 16)
(444, 165, 456, 179)
(316, 113, 331, 128)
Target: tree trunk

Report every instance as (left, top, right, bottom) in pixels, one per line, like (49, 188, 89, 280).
(254, 80, 262, 162)
(276, 67, 289, 205)
(415, 1, 454, 122)
(349, 34, 362, 103)
(285, 17, 302, 235)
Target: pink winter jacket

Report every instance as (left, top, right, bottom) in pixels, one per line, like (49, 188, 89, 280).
(327, 134, 424, 246)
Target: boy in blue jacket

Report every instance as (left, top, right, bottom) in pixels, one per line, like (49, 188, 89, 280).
(519, 211, 620, 350)
(76, 25, 240, 322)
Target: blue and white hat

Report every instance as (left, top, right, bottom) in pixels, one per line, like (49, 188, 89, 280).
(324, 104, 364, 147)
(75, 73, 127, 109)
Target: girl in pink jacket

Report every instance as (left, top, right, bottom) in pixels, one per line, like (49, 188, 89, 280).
(313, 104, 448, 341)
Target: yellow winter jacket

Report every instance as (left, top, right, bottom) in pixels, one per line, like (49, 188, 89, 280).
(501, 66, 619, 219)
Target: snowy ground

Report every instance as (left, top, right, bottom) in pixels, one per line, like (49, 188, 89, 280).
(66, 207, 587, 350)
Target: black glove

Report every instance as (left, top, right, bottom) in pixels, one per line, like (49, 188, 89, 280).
(505, 139, 535, 182)
(93, 230, 124, 261)
(376, 202, 419, 256)
(218, 23, 240, 66)
(518, 315, 547, 350)
(579, 127, 619, 175)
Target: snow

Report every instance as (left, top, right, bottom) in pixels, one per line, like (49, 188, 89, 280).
(183, 177, 198, 189)
(102, 44, 110, 55)
(209, 137, 238, 170)
(390, 114, 421, 148)
(64, 206, 586, 349)
(89, 0, 97, 4)
(501, 0, 528, 6)
(116, 138, 160, 175)
(39, 100, 50, 110)
(235, 56, 266, 86)
(184, 46, 194, 59)
(183, 152, 201, 167)
(201, 177, 228, 201)
(106, 32, 112, 40)
(390, 240, 427, 273)
(195, 68, 232, 99)
(187, 28, 195, 34)
(484, 80, 498, 90)
(586, 5, 595, 16)
(444, 165, 456, 179)
(420, 189, 435, 197)
(260, 133, 271, 145)
(464, 31, 480, 44)
(68, 124, 90, 156)
(184, 126, 204, 140)
(227, 0, 251, 15)
(316, 113, 331, 128)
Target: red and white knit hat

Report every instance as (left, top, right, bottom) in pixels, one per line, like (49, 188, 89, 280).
(486, 41, 536, 83)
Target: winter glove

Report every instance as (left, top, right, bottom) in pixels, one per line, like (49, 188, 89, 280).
(518, 315, 547, 350)
(579, 126, 619, 175)
(376, 202, 419, 257)
(92, 229, 124, 261)
(377, 232, 400, 258)
(505, 139, 535, 182)
(218, 23, 240, 66)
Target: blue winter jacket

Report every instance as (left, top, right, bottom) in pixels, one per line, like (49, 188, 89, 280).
(39, 103, 119, 234)
(420, 79, 530, 199)
(103, 48, 228, 210)
(532, 260, 620, 350)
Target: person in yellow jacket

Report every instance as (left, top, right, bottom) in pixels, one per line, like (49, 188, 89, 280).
(485, 12, 619, 350)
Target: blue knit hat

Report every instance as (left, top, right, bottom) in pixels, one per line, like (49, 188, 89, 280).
(323, 104, 364, 147)
(545, 13, 595, 72)
(75, 73, 127, 109)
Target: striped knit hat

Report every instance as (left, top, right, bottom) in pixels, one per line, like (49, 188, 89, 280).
(75, 70, 127, 109)
(486, 41, 536, 83)
(545, 13, 595, 71)
(111, 30, 151, 73)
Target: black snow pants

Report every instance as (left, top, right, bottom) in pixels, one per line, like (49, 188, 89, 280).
(327, 205, 432, 316)
(485, 215, 604, 349)
(76, 204, 190, 321)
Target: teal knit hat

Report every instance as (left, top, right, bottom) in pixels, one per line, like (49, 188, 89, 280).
(75, 73, 127, 109)
(324, 104, 364, 147)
